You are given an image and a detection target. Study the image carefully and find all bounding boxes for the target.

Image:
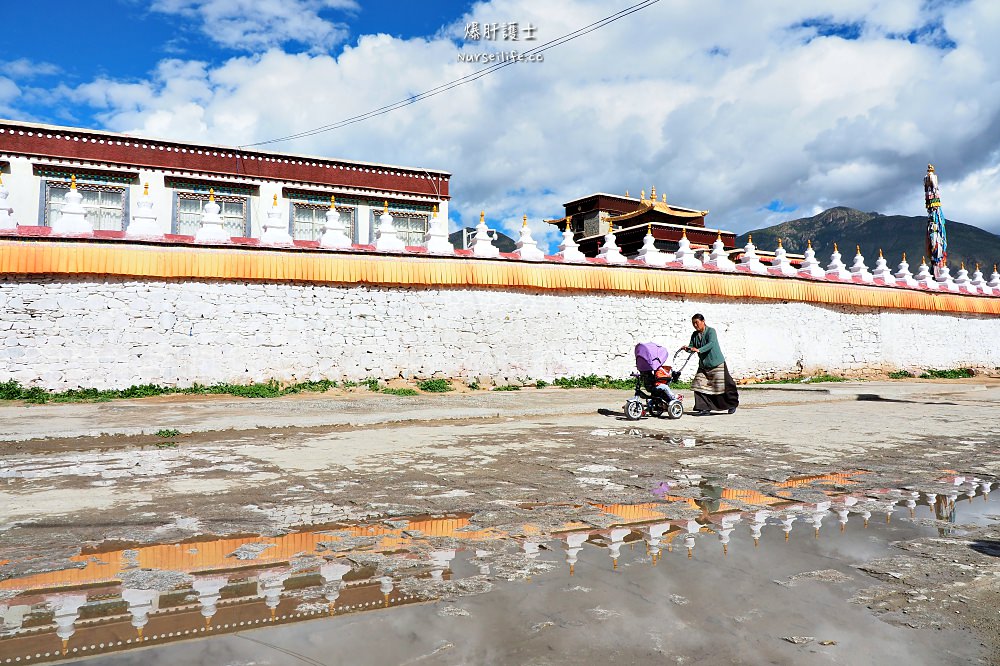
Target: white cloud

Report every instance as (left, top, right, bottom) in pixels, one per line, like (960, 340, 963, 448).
(150, 0, 357, 51)
(25, 0, 1000, 251)
(0, 59, 60, 80)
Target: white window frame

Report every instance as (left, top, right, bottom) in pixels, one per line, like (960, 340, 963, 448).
(172, 190, 249, 237)
(290, 202, 356, 242)
(41, 179, 127, 231)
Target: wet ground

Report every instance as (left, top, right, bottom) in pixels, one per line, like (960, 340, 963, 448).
(1, 381, 999, 665)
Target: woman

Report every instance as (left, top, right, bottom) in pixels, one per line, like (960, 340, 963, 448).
(684, 314, 739, 415)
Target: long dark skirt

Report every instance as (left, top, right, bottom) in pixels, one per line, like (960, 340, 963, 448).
(693, 363, 740, 412)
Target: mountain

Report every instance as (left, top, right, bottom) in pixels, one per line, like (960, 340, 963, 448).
(736, 207, 1000, 273)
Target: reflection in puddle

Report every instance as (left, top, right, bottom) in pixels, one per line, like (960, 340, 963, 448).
(0, 473, 995, 664)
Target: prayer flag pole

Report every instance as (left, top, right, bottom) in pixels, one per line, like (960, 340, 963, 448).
(924, 164, 949, 280)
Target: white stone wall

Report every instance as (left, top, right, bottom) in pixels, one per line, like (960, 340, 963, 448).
(1, 275, 998, 390)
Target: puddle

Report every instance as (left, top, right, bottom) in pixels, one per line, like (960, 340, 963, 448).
(0, 474, 996, 664)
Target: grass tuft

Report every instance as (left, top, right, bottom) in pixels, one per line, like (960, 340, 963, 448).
(381, 387, 419, 396)
(417, 379, 453, 393)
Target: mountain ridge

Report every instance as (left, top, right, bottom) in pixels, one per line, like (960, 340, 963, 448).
(736, 207, 1000, 271)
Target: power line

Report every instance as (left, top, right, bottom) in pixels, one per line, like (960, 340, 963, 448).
(242, 0, 661, 148)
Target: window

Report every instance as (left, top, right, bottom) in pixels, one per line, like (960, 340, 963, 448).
(175, 192, 247, 237)
(45, 182, 125, 231)
(292, 203, 355, 242)
(372, 210, 429, 246)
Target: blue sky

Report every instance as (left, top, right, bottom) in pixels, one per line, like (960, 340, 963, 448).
(4, 0, 1000, 251)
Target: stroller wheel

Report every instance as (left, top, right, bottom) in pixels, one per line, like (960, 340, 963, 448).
(666, 400, 684, 419)
(624, 400, 644, 421)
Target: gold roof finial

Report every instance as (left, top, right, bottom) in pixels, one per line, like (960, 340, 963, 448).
(807, 239, 813, 249)
(833, 242, 838, 252)
(272, 193, 278, 207)
(777, 238, 783, 248)
(902, 251, 907, 261)
(717, 230, 722, 241)
(681, 227, 688, 239)
(208, 188, 215, 202)
(975, 262, 980, 271)
(748, 234, 753, 244)
(569, 563, 575, 576)
(70, 174, 77, 190)
(383, 200, 388, 213)
(651, 185, 656, 200)
(856, 244, 861, 254)
(522, 214, 528, 228)
(785, 532, 790, 542)
(648, 223, 652, 235)
(878, 248, 883, 258)
(928, 163, 935, 172)
(143, 182, 149, 196)
(0, 172, 4, 185)
(480, 210, 485, 224)
(330, 194, 336, 208)
(922, 255, 927, 265)
(271, 607, 277, 621)
(625, 189, 629, 198)
(640, 189, 646, 201)
(961, 261, 966, 270)
(995, 263, 998, 272)
(662, 193, 667, 203)
(432, 204, 438, 217)
(612, 557, 618, 570)
(608, 217, 613, 234)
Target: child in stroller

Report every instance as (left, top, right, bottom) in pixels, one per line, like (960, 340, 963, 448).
(624, 342, 691, 420)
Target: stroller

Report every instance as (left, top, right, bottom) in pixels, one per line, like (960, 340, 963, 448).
(623, 342, 693, 421)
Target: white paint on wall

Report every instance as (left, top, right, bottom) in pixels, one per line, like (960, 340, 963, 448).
(1, 276, 998, 390)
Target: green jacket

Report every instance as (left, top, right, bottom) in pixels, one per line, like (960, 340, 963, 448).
(689, 326, 726, 370)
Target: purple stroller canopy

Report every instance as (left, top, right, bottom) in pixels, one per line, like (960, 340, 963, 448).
(634, 342, 669, 372)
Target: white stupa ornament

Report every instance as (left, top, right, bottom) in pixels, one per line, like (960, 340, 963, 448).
(795, 240, 824, 278)
(320, 560, 352, 613)
(469, 210, 500, 258)
(969, 264, 988, 295)
(597, 219, 627, 264)
(50, 594, 87, 656)
(193, 576, 227, 626)
(260, 194, 293, 245)
(319, 195, 351, 249)
(424, 204, 454, 254)
(768, 238, 798, 277)
(913, 256, 940, 290)
(849, 245, 874, 283)
(194, 189, 229, 243)
(379, 577, 394, 606)
(429, 549, 457, 580)
(894, 252, 918, 287)
(738, 235, 767, 274)
(125, 182, 162, 239)
(122, 588, 157, 639)
(375, 200, 406, 252)
(703, 230, 735, 271)
(259, 571, 290, 619)
(935, 260, 959, 292)
(825, 242, 851, 280)
(0, 173, 16, 230)
(780, 513, 797, 541)
(749, 511, 768, 547)
(636, 224, 668, 267)
(953, 262, 973, 292)
(556, 217, 586, 262)
(871, 248, 895, 284)
(565, 532, 587, 575)
(608, 528, 630, 569)
(515, 214, 545, 261)
(988, 265, 1000, 295)
(645, 522, 671, 564)
(718, 514, 741, 555)
(671, 228, 701, 269)
(51, 175, 93, 235)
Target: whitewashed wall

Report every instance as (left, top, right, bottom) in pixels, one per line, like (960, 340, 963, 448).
(1, 275, 998, 390)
